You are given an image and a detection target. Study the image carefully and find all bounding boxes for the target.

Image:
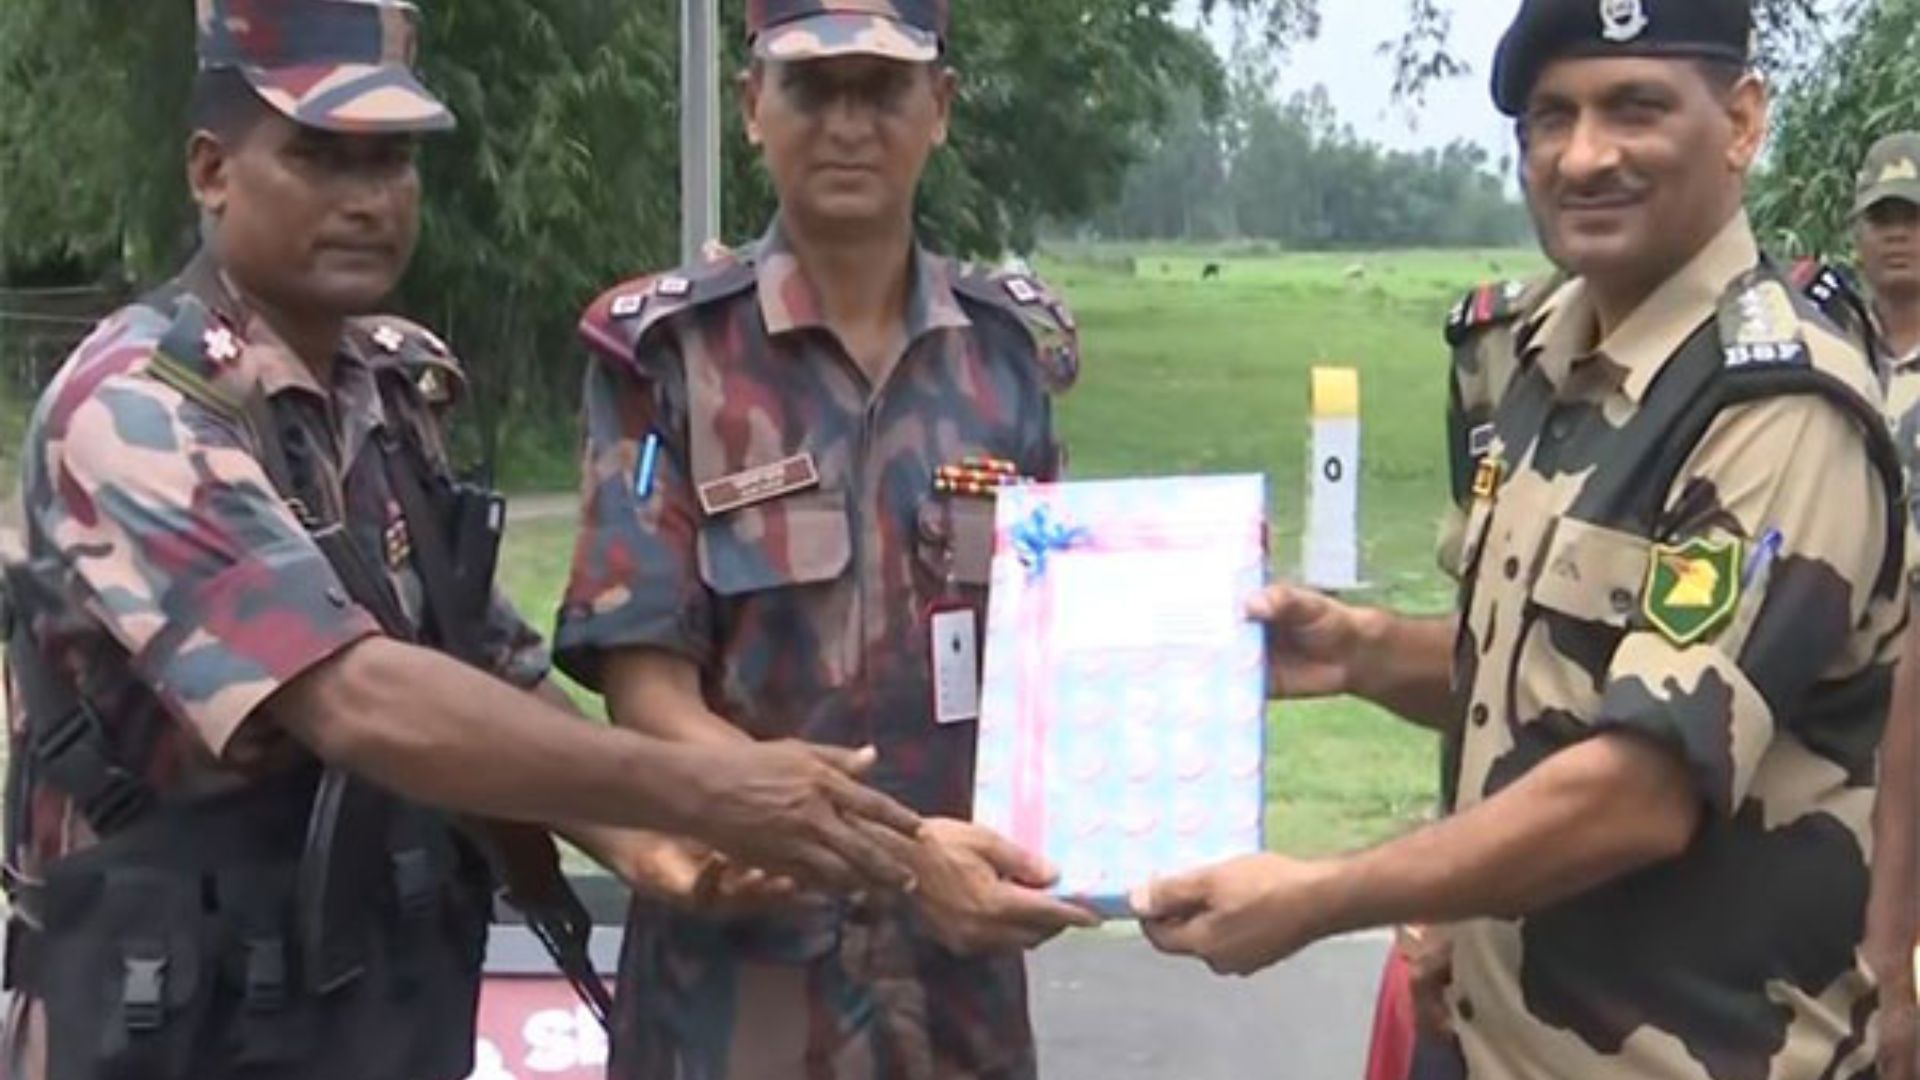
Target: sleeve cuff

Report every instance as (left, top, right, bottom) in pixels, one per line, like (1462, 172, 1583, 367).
(551, 604, 710, 692)
(1592, 632, 1777, 817)
(130, 546, 384, 758)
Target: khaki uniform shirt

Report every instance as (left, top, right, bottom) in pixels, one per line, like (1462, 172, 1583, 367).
(1449, 215, 1900, 1080)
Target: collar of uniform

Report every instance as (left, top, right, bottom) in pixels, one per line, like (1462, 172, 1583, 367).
(1533, 213, 1759, 403)
(177, 248, 372, 402)
(1872, 307, 1920, 372)
(752, 218, 972, 341)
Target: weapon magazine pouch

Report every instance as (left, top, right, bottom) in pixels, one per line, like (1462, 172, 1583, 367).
(213, 864, 308, 1067)
(27, 779, 315, 1079)
(36, 865, 216, 1080)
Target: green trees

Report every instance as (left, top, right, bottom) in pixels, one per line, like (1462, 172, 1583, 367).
(1751, 0, 1918, 259)
(1093, 84, 1527, 249)
(1, 0, 1220, 478)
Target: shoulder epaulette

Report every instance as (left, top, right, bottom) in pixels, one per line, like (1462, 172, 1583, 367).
(349, 314, 466, 408)
(578, 247, 755, 375)
(1444, 279, 1539, 347)
(1784, 258, 1881, 366)
(950, 264, 1080, 393)
(1718, 268, 1813, 371)
(145, 293, 249, 423)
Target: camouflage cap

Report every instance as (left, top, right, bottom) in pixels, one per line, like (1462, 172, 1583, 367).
(196, 0, 455, 134)
(1856, 132, 1920, 217)
(748, 0, 948, 63)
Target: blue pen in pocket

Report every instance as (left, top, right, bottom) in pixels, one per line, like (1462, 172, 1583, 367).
(1744, 527, 1784, 587)
(636, 432, 662, 501)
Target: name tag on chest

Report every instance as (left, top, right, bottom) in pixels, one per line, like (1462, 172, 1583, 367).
(697, 453, 821, 516)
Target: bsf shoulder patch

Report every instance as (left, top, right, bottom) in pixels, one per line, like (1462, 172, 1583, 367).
(1643, 537, 1743, 647)
(1719, 275, 1810, 370)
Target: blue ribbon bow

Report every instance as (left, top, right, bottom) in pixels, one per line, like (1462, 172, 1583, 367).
(1012, 505, 1089, 578)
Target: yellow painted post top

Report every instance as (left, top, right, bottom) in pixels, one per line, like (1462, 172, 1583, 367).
(1311, 366, 1360, 419)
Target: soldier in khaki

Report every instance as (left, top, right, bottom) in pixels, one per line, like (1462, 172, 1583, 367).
(1365, 275, 1565, 1080)
(1137, 2, 1905, 1079)
(1856, 131, 1920, 1079)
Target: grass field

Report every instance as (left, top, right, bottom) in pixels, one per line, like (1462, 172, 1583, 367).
(497, 244, 1549, 859)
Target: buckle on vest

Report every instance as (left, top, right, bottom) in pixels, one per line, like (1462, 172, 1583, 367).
(392, 848, 437, 920)
(122, 952, 168, 1032)
(35, 706, 154, 834)
(244, 937, 288, 1013)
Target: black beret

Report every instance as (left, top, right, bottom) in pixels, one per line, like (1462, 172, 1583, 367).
(1491, 0, 1753, 117)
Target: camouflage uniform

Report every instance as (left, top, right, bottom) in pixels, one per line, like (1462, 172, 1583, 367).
(1, 246, 546, 1077)
(1, 4, 558, 1077)
(1446, 264, 1880, 583)
(556, 221, 1077, 1080)
(1446, 213, 1905, 1080)
(1441, 276, 1566, 582)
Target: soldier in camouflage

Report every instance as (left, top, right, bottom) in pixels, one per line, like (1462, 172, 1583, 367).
(1138, 2, 1905, 1079)
(557, 1, 1100, 1076)
(1, 3, 921, 1078)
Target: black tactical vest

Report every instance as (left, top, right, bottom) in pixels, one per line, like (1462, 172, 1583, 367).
(2, 287, 495, 1080)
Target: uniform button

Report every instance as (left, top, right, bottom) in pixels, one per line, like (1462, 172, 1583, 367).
(1470, 704, 1490, 727)
(1610, 588, 1635, 614)
(326, 587, 349, 609)
(1503, 557, 1521, 581)
(1547, 414, 1572, 441)
(1458, 996, 1476, 1022)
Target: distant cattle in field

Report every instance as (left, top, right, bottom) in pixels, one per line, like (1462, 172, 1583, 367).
(1201, 262, 1223, 281)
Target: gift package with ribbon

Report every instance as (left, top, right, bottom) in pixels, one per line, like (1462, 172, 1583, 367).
(972, 475, 1270, 917)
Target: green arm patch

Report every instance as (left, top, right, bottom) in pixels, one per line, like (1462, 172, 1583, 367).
(1642, 536, 1744, 647)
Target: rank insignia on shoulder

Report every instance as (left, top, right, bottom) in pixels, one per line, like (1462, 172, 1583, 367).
(372, 325, 406, 354)
(610, 293, 647, 320)
(656, 276, 692, 299)
(1721, 278, 1809, 369)
(417, 368, 451, 405)
(1643, 537, 1743, 647)
(1005, 277, 1040, 305)
(203, 326, 243, 365)
(1446, 280, 1531, 346)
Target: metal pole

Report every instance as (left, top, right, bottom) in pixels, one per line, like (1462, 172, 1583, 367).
(681, 0, 722, 263)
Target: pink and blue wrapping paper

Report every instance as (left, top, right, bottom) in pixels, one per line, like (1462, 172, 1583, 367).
(972, 475, 1270, 919)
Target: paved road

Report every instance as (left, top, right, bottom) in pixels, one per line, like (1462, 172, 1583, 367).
(486, 922, 1391, 1079)
(1031, 928, 1387, 1080)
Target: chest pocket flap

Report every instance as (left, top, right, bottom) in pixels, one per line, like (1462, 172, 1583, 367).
(698, 489, 853, 597)
(1529, 517, 1652, 629)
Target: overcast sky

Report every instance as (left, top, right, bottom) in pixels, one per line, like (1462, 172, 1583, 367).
(1185, 0, 1524, 157)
